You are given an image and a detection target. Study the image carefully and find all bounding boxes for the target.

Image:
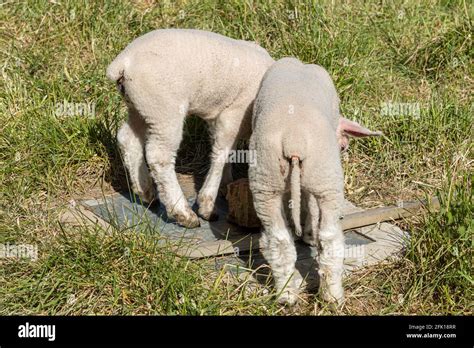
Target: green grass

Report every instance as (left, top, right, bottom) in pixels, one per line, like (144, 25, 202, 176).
(0, 0, 472, 315)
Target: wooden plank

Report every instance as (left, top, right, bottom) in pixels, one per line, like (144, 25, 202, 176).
(341, 197, 440, 230)
(178, 196, 440, 258)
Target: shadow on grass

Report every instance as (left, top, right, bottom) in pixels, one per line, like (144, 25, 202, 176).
(87, 109, 215, 194)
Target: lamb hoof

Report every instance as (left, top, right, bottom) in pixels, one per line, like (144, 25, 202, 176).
(277, 290, 298, 306)
(197, 195, 218, 221)
(198, 209, 219, 221)
(136, 184, 157, 205)
(174, 210, 200, 229)
(320, 286, 344, 305)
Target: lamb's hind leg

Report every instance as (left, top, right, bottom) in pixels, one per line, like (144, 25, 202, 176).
(144, 105, 200, 228)
(254, 192, 298, 305)
(317, 191, 345, 303)
(117, 107, 156, 203)
(302, 192, 319, 246)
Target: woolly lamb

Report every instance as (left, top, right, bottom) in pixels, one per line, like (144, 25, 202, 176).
(107, 29, 274, 228)
(249, 58, 381, 305)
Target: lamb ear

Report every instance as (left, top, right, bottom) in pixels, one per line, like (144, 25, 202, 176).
(337, 117, 383, 138)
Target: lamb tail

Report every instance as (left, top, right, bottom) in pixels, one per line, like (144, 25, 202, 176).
(290, 156, 302, 236)
(106, 55, 127, 82)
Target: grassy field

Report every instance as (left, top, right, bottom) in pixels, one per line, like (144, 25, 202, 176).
(0, 0, 472, 315)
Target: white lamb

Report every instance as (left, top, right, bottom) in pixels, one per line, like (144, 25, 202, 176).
(107, 29, 274, 228)
(249, 58, 381, 305)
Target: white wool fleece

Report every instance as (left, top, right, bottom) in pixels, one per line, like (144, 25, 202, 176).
(107, 29, 274, 228)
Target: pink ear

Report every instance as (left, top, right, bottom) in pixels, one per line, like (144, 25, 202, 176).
(337, 117, 383, 138)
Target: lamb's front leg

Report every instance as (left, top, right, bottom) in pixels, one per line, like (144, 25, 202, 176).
(317, 192, 345, 304)
(254, 193, 298, 305)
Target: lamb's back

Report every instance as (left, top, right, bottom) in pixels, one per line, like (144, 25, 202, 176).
(253, 58, 340, 162)
(108, 29, 274, 116)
